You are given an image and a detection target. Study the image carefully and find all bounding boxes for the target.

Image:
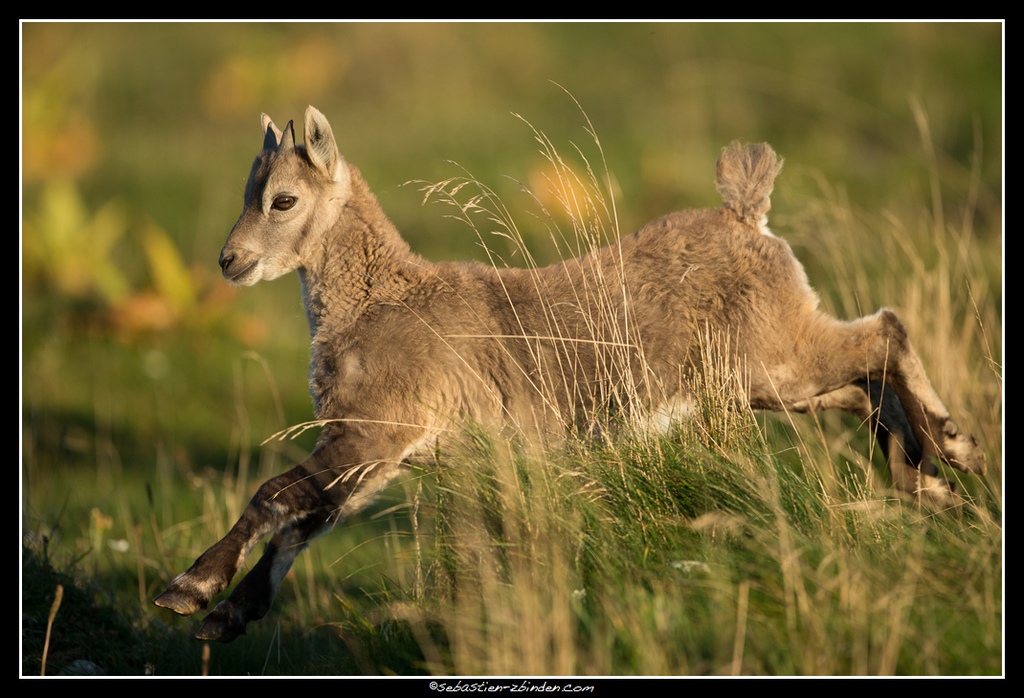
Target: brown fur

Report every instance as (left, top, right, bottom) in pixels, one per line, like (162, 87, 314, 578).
(154, 107, 984, 641)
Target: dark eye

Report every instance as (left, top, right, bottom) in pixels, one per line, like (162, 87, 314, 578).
(272, 196, 296, 211)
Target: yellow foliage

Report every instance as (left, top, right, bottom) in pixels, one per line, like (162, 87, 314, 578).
(141, 222, 197, 313)
(23, 179, 130, 303)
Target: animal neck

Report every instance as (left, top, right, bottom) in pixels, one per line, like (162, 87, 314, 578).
(297, 168, 421, 337)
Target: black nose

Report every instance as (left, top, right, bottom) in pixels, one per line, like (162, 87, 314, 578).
(219, 251, 233, 271)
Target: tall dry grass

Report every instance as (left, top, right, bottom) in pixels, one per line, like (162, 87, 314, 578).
(365, 108, 1002, 675)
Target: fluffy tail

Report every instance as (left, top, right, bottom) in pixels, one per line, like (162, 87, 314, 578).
(715, 142, 783, 226)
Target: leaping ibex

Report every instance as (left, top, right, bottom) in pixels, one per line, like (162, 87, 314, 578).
(155, 106, 985, 642)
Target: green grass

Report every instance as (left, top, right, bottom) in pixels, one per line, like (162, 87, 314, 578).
(22, 22, 1001, 676)
(424, 429, 1001, 675)
(22, 416, 1002, 675)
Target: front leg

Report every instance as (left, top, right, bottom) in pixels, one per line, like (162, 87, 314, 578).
(194, 515, 331, 642)
(154, 461, 333, 617)
(154, 428, 415, 641)
(185, 463, 406, 641)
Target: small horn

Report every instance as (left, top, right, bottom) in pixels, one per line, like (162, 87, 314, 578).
(279, 120, 296, 151)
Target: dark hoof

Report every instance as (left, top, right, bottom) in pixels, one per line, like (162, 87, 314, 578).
(153, 587, 207, 617)
(195, 603, 248, 643)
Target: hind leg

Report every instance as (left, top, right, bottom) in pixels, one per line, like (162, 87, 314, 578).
(796, 380, 960, 506)
(750, 309, 984, 478)
(863, 310, 984, 476)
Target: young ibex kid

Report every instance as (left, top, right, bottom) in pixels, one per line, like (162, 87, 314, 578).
(155, 106, 985, 641)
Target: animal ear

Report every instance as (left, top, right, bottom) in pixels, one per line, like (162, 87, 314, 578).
(304, 106, 342, 179)
(261, 113, 284, 150)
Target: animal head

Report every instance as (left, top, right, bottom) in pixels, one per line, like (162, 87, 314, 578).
(219, 106, 353, 286)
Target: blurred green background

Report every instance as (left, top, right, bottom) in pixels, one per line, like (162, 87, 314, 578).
(22, 20, 1002, 440)
(21, 22, 1002, 673)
